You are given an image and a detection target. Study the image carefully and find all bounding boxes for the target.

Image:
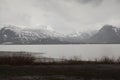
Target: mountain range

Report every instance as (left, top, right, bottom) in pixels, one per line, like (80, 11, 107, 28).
(0, 24, 120, 44)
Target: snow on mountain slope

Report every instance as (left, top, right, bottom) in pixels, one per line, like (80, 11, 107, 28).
(0, 24, 101, 44)
(0, 24, 120, 44)
(24, 25, 65, 38)
(0, 25, 66, 44)
(0, 25, 40, 44)
(64, 30, 97, 43)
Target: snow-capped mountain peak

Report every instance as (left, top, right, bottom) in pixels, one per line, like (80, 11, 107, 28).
(1, 24, 120, 44)
(28, 24, 54, 32)
(38, 25, 54, 31)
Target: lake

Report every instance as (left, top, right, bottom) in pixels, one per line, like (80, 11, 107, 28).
(0, 44, 120, 60)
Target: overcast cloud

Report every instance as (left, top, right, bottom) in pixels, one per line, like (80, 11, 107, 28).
(0, 0, 120, 34)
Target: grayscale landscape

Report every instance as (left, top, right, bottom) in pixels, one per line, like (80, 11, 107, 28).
(0, 0, 120, 80)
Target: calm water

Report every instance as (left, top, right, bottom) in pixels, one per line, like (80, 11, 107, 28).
(0, 44, 120, 60)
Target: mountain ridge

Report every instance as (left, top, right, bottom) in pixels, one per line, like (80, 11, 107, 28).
(0, 24, 120, 44)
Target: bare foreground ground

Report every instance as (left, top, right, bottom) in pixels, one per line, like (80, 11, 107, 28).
(0, 64, 120, 80)
(1, 52, 120, 80)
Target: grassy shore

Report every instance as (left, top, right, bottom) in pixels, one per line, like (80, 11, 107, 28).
(0, 51, 120, 80)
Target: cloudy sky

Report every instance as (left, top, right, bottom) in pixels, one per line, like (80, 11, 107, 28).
(0, 0, 120, 34)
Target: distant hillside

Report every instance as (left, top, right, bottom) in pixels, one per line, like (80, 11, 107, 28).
(86, 25, 120, 43)
(0, 24, 120, 44)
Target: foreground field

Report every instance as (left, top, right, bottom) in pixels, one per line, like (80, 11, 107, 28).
(0, 64, 120, 80)
(0, 51, 120, 80)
